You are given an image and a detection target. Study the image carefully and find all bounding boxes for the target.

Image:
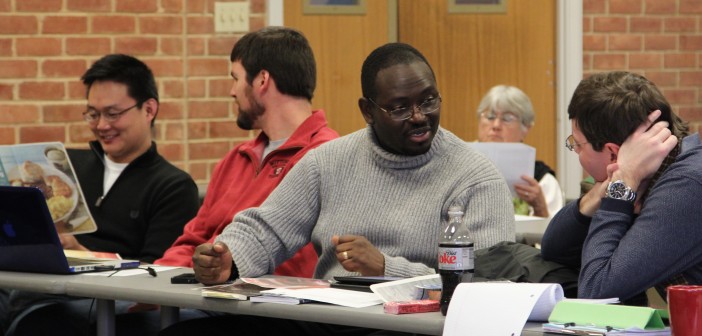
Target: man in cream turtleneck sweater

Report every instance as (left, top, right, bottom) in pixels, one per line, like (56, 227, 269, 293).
(160, 42, 514, 336)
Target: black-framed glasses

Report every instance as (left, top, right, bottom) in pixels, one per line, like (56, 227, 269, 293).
(480, 110, 520, 124)
(565, 134, 589, 152)
(366, 95, 442, 121)
(83, 104, 138, 124)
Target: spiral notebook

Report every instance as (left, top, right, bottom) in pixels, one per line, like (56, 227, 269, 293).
(0, 186, 139, 274)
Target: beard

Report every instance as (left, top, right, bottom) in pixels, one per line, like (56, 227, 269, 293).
(235, 86, 265, 130)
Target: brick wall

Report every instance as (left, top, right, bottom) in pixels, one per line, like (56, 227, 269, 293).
(584, 0, 702, 135)
(0, 0, 266, 183)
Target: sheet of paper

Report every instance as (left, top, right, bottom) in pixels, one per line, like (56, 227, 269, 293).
(466, 142, 536, 196)
(443, 282, 563, 336)
(262, 287, 383, 308)
(369, 274, 441, 302)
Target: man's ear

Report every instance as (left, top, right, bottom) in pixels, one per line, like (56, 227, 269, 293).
(143, 98, 158, 122)
(604, 142, 620, 163)
(359, 97, 374, 125)
(256, 70, 270, 92)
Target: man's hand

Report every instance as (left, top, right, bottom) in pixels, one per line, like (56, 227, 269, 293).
(514, 175, 549, 217)
(608, 109, 678, 192)
(332, 235, 384, 276)
(578, 180, 607, 217)
(59, 234, 88, 251)
(192, 242, 233, 285)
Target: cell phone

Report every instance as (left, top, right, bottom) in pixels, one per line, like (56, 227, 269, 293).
(170, 272, 199, 284)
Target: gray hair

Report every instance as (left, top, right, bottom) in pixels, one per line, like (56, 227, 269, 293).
(476, 85, 535, 129)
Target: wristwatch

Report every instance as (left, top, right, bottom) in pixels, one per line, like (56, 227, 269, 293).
(606, 180, 637, 203)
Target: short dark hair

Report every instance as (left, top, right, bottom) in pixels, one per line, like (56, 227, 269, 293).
(360, 43, 436, 101)
(568, 71, 688, 151)
(81, 54, 159, 127)
(230, 26, 316, 101)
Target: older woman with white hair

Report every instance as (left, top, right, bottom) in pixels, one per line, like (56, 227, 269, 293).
(477, 85, 564, 218)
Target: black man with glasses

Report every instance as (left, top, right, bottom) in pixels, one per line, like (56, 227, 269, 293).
(4, 54, 199, 336)
(541, 71, 702, 306)
(160, 42, 514, 336)
(476, 85, 564, 219)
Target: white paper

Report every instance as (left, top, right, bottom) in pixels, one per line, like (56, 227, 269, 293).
(369, 274, 441, 302)
(443, 282, 563, 336)
(466, 142, 536, 196)
(262, 287, 383, 308)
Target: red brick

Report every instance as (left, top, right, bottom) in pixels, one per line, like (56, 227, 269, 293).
(115, 37, 158, 55)
(162, 0, 184, 13)
(664, 18, 696, 33)
(645, 0, 676, 14)
(0, 84, 11, 100)
(665, 53, 697, 68)
(20, 126, 65, 143)
(609, 35, 642, 51)
(140, 16, 183, 34)
(188, 122, 207, 139)
(188, 59, 228, 76)
(187, 162, 209, 182)
(0, 105, 40, 124)
(187, 38, 206, 55)
(147, 59, 184, 77)
(208, 37, 236, 56)
(644, 71, 677, 86)
(644, 35, 676, 50)
(610, 0, 643, 13)
(188, 141, 231, 160)
(584, 35, 606, 51)
(250, 17, 265, 32)
(187, 0, 207, 13)
(67, 0, 110, 12)
(680, 0, 702, 14)
(0, 0, 9, 11)
(0, 60, 38, 79)
(158, 101, 184, 119)
(251, 0, 265, 13)
(680, 72, 702, 86)
(17, 0, 62, 11)
(211, 121, 248, 138)
(678, 107, 702, 121)
(593, 54, 626, 69)
(583, 54, 593, 71)
(17, 38, 62, 56)
(629, 53, 662, 68)
(162, 80, 184, 99)
(92, 15, 136, 34)
(161, 37, 183, 55)
(0, 127, 15, 144)
(164, 123, 184, 140)
(159, 143, 184, 161)
(68, 124, 95, 143)
(662, 89, 695, 104)
(0, 38, 11, 56)
(43, 104, 86, 122)
(593, 17, 627, 33)
(188, 101, 230, 118)
(68, 81, 87, 100)
(187, 16, 213, 34)
(680, 35, 702, 51)
(630, 17, 661, 33)
(117, 0, 158, 12)
(66, 37, 111, 56)
(583, 17, 592, 33)
(210, 78, 232, 97)
(584, 0, 605, 13)
(43, 60, 88, 78)
(188, 79, 206, 98)
(42, 16, 88, 34)
(0, 16, 38, 34)
(19, 82, 65, 100)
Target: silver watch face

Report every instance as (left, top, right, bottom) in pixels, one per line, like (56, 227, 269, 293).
(607, 180, 635, 202)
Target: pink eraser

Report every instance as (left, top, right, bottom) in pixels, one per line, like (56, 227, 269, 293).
(383, 300, 440, 314)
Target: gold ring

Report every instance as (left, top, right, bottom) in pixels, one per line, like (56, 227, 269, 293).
(343, 251, 349, 260)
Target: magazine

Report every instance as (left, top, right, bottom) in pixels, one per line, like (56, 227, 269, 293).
(201, 282, 264, 300)
(0, 142, 96, 234)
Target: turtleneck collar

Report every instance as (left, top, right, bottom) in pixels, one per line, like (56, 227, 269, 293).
(364, 125, 446, 170)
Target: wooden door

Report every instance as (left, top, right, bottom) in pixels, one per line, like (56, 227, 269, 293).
(398, 0, 557, 170)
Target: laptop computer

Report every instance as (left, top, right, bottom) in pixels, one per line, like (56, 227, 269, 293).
(0, 185, 140, 274)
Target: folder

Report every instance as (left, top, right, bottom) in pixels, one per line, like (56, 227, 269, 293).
(546, 301, 669, 334)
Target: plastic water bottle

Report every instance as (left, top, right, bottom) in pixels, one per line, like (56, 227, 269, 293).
(438, 206, 474, 316)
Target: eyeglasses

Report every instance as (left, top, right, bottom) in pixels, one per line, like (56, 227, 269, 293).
(366, 95, 442, 121)
(480, 111, 520, 124)
(83, 104, 138, 124)
(565, 134, 589, 151)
